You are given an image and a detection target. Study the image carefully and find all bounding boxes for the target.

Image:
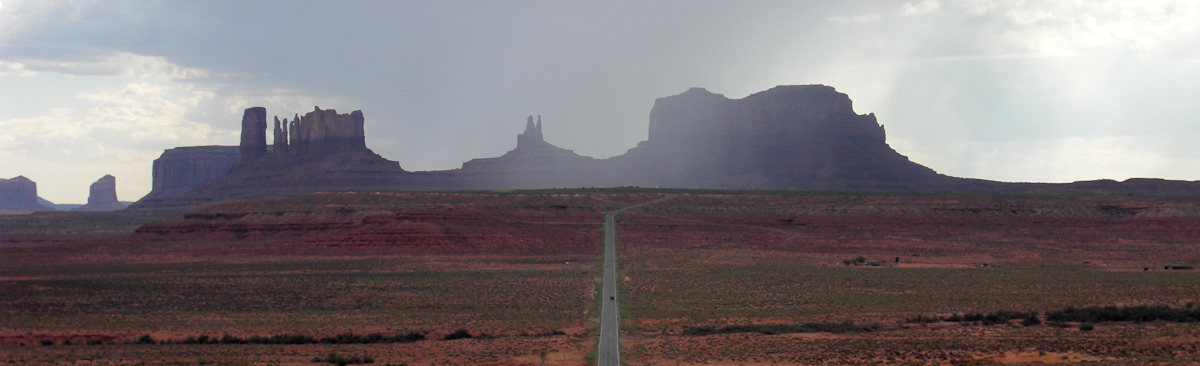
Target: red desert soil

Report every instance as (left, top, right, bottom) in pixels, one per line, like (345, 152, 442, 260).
(3, 190, 1200, 365)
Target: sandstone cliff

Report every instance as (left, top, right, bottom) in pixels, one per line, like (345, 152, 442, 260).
(0, 176, 51, 212)
(73, 175, 126, 212)
(136, 146, 241, 204)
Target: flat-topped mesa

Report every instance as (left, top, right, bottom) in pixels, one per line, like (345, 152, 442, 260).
(140, 146, 240, 202)
(617, 84, 930, 190)
(284, 106, 367, 154)
(0, 175, 48, 212)
(517, 115, 545, 148)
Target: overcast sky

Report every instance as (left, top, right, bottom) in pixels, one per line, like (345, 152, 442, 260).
(2, 0, 1198, 203)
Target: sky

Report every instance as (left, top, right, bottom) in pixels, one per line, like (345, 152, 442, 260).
(1, 0, 1198, 203)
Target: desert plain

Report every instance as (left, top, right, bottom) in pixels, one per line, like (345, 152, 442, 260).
(2, 190, 1200, 365)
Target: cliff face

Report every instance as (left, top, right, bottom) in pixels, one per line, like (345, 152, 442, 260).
(73, 175, 126, 212)
(0, 176, 49, 212)
(139, 146, 240, 202)
(275, 106, 367, 156)
(239, 107, 268, 162)
(610, 85, 944, 190)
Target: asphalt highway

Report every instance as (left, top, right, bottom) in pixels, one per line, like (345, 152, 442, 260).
(598, 195, 674, 366)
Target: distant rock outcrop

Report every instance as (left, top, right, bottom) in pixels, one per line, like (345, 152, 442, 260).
(132, 146, 241, 205)
(130, 85, 1200, 209)
(282, 106, 367, 155)
(605, 85, 946, 190)
(0, 176, 51, 212)
(458, 115, 599, 189)
(132, 107, 430, 209)
(72, 175, 126, 212)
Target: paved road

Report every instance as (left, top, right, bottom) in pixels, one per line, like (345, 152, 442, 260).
(598, 195, 674, 366)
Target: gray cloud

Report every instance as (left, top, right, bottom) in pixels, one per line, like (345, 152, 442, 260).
(1, 0, 1198, 201)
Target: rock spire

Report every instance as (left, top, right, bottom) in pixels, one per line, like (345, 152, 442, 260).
(517, 115, 544, 147)
(240, 107, 268, 162)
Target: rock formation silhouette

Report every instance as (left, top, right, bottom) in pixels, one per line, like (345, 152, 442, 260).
(138, 146, 241, 203)
(458, 115, 599, 189)
(130, 85, 1200, 209)
(239, 107, 268, 163)
(605, 85, 946, 190)
(132, 107, 429, 209)
(73, 175, 126, 212)
(0, 176, 51, 212)
(278, 106, 367, 155)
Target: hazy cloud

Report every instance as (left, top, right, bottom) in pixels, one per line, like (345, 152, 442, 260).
(1, 0, 1198, 202)
(828, 13, 883, 24)
(0, 50, 345, 202)
(902, 0, 940, 16)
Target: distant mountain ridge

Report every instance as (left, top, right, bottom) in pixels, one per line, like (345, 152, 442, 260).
(129, 85, 1200, 209)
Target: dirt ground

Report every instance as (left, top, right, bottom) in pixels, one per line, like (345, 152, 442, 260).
(3, 191, 1200, 365)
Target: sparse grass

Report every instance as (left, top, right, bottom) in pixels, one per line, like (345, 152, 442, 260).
(0, 257, 596, 333)
(622, 256, 1200, 322)
(311, 352, 374, 365)
(164, 332, 424, 345)
(681, 322, 883, 336)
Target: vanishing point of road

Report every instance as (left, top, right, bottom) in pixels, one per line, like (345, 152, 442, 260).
(598, 195, 674, 366)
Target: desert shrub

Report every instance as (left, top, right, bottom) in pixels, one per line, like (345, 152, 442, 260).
(443, 329, 473, 340)
(246, 334, 317, 345)
(173, 332, 423, 346)
(843, 256, 868, 265)
(682, 322, 881, 336)
(220, 334, 248, 344)
(40, 340, 54, 346)
(86, 338, 104, 345)
(944, 311, 1036, 325)
(1046, 306, 1200, 323)
(1079, 323, 1095, 331)
(905, 315, 941, 324)
(320, 332, 422, 344)
(1021, 313, 1042, 326)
